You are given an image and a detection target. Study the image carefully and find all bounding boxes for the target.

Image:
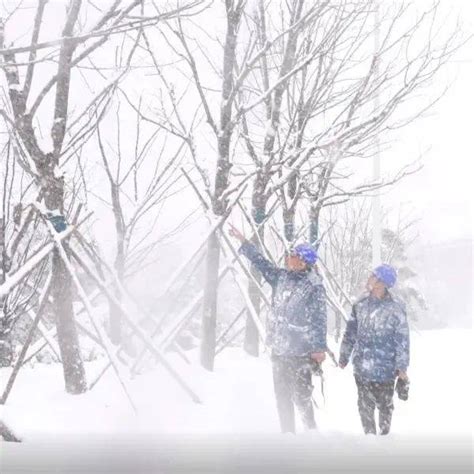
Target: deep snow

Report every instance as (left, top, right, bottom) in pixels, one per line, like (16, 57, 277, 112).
(0, 328, 472, 472)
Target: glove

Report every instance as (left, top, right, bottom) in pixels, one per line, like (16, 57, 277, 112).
(395, 376, 410, 401)
(310, 359, 323, 376)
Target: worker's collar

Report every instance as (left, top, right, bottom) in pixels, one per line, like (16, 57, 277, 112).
(369, 289, 392, 301)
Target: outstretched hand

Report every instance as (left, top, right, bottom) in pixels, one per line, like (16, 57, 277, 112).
(228, 224, 246, 243)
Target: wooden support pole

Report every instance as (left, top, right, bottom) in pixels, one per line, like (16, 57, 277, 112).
(0, 212, 92, 298)
(318, 258, 353, 308)
(1, 278, 52, 405)
(48, 228, 138, 414)
(130, 188, 248, 374)
(0, 226, 75, 298)
(88, 361, 112, 391)
(215, 307, 246, 348)
(68, 248, 202, 404)
(69, 239, 206, 376)
(215, 326, 245, 356)
(22, 341, 48, 366)
(218, 234, 267, 345)
(318, 265, 349, 324)
(0, 419, 21, 442)
(24, 310, 61, 362)
(219, 230, 272, 308)
(19, 287, 103, 368)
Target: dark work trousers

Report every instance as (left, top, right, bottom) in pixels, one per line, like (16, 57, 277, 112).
(355, 377, 395, 435)
(271, 355, 316, 433)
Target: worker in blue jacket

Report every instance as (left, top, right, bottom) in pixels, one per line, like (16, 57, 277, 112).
(339, 264, 410, 435)
(229, 225, 327, 433)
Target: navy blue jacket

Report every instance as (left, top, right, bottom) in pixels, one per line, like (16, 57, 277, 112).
(339, 292, 410, 382)
(239, 241, 327, 357)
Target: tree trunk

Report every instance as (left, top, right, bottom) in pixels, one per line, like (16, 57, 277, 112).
(309, 201, 322, 246)
(0, 317, 13, 367)
(50, 248, 87, 393)
(200, 230, 221, 371)
(199, 2, 243, 370)
(110, 232, 125, 345)
(283, 173, 299, 244)
(109, 282, 123, 345)
(42, 162, 87, 394)
(283, 207, 296, 243)
(0, 218, 13, 367)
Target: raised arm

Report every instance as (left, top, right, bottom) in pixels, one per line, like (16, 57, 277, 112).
(228, 225, 280, 287)
(238, 241, 280, 287)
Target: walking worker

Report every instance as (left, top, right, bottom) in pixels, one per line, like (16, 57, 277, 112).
(339, 264, 410, 435)
(228, 225, 327, 434)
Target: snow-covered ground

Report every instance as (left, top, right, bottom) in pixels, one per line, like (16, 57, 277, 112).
(1, 329, 472, 472)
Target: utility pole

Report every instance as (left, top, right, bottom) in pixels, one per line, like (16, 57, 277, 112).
(372, 1, 382, 267)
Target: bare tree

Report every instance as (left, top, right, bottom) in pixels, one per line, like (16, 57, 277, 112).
(0, 139, 47, 366)
(94, 94, 189, 344)
(302, 1, 462, 246)
(239, 0, 464, 247)
(322, 199, 426, 339)
(127, 0, 464, 366)
(131, 0, 254, 370)
(237, 0, 351, 354)
(0, 0, 204, 392)
(145, 0, 335, 368)
(217, 0, 463, 356)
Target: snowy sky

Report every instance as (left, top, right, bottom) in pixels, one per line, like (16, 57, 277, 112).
(1, 0, 472, 247)
(375, 0, 473, 245)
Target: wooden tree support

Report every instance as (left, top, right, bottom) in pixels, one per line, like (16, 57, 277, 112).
(1, 277, 52, 405)
(47, 224, 138, 414)
(183, 172, 271, 346)
(219, 229, 272, 308)
(317, 264, 350, 324)
(67, 230, 203, 378)
(24, 311, 62, 362)
(318, 258, 353, 308)
(215, 307, 246, 348)
(70, 239, 200, 369)
(125, 179, 282, 370)
(0, 419, 21, 442)
(68, 248, 202, 404)
(218, 235, 267, 345)
(0, 225, 76, 298)
(0, 183, 351, 418)
(215, 326, 245, 356)
(22, 341, 49, 367)
(128, 183, 249, 372)
(0, 212, 94, 408)
(19, 287, 104, 366)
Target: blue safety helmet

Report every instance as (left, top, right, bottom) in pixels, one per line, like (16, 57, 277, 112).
(372, 264, 397, 288)
(292, 243, 318, 266)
